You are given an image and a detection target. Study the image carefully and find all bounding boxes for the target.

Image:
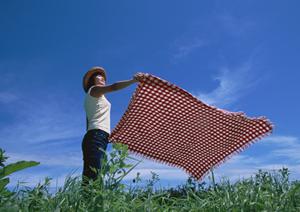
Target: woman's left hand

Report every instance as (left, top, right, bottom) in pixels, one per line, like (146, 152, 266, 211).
(133, 72, 143, 82)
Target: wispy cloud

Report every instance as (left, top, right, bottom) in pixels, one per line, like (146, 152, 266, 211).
(172, 38, 207, 60)
(260, 135, 300, 162)
(213, 135, 300, 182)
(262, 135, 298, 145)
(0, 68, 19, 104)
(0, 91, 18, 104)
(0, 72, 85, 188)
(169, 10, 256, 63)
(6, 151, 82, 168)
(0, 91, 83, 147)
(218, 13, 256, 37)
(192, 60, 261, 108)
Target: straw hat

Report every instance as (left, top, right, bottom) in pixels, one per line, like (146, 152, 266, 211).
(82, 66, 107, 93)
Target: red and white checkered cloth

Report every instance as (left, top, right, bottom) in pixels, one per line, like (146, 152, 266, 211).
(108, 73, 274, 181)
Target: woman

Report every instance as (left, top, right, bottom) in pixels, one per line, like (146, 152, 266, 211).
(81, 66, 139, 185)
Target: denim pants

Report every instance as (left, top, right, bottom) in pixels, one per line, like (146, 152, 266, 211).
(81, 129, 109, 185)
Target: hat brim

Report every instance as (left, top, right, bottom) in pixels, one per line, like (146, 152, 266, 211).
(83, 67, 107, 92)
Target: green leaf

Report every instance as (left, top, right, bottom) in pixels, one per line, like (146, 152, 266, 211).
(0, 161, 40, 178)
(0, 178, 9, 191)
(109, 165, 118, 174)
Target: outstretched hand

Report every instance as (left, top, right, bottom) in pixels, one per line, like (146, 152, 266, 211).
(133, 72, 143, 82)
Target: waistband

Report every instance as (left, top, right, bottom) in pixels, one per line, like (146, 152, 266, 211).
(86, 129, 109, 137)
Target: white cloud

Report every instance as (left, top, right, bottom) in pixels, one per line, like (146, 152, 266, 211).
(192, 60, 261, 108)
(272, 149, 300, 161)
(172, 38, 207, 60)
(0, 91, 18, 104)
(0, 68, 20, 104)
(262, 135, 298, 146)
(218, 134, 300, 181)
(218, 13, 256, 37)
(212, 152, 300, 183)
(169, 11, 256, 63)
(0, 91, 83, 147)
(260, 135, 300, 162)
(6, 151, 82, 168)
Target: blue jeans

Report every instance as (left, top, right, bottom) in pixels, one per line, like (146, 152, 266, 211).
(81, 129, 109, 185)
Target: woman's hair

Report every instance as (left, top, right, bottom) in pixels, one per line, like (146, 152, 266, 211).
(86, 72, 106, 92)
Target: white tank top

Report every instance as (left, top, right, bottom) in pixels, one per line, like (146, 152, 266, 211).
(84, 85, 111, 134)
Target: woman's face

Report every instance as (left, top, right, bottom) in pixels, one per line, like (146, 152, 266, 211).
(94, 74, 106, 86)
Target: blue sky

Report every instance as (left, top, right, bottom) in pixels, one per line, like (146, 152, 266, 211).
(1, 0, 300, 190)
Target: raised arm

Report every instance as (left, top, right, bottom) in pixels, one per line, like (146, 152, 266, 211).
(113, 79, 137, 91)
(90, 76, 139, 98)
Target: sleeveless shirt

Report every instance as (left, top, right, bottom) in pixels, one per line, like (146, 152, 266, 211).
(84, 85, 111, 134)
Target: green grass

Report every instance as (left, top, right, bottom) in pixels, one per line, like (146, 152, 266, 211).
(1, 145, 300, 211)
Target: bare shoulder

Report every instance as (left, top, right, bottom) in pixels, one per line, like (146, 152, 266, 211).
(90, 85, 116, 98)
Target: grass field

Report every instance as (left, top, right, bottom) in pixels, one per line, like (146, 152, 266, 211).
(1, 145, 299, 211)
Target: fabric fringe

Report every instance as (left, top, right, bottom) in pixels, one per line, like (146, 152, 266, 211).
(194, 117, 275, 182)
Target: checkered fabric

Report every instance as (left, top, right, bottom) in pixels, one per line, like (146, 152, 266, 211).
(108, 73, 274, 181)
